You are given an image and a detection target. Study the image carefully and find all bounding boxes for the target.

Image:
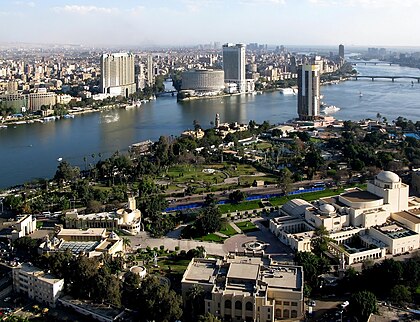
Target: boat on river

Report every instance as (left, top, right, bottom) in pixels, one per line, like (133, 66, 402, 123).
(321, 105, 340, 114)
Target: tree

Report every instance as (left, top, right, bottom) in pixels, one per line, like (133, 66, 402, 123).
(54, 161, 80, 183)
(195, 206, 223, 235)
(349, 290, 378, 321)
(228, 190, 247, 204)
(185, 285, 205, 321)
(311, 225, 330, 256)
(136, 276, 183, 322)
(390, 284, 412, 306)
(277, 168, 293, 195)
(203, 193, 218, 208)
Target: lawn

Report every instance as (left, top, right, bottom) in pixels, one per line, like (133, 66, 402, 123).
(256, 142, 272, 150)
(200, 233, 226, 242)
(166, 164, 227, 185)
(219, 223, 238, 236)
(218, 200, 262, 214)
(239, 175, 277, 186)
(151, 258, 191, 274)
(235, 220, 259, 233)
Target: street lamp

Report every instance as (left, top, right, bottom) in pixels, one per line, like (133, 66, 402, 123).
(0, 198, 3, 214)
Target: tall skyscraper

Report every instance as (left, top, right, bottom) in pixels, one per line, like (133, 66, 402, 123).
(339, 44, 345, 59)
(297, 63, 321, 120)
(100, 53, 135, 97)
(147, 54, 154, 86)
(222, 43, 246, 93)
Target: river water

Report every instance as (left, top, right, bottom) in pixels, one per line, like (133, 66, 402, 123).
(1, 63, 420, 188)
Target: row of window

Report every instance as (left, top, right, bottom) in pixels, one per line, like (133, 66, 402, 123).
(224, 300, 253, 311)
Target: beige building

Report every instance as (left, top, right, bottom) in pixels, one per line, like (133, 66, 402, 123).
(181, 253, 304, 321)
(64, 197, 141, 235)
(13, 264, 64, 307)
(27, 90, 57, 111)
(1, 214, 36, 241)
(181, 69, 225, 93)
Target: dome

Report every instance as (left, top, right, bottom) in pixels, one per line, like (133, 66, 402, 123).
(319, 203, 335, 214)
(377, 171, 400, 183)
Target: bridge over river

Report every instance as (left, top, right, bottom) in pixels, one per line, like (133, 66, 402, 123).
(350, 75, 420, 82)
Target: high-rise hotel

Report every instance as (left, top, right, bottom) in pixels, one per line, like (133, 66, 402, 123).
(222, 43, 246, 93)
(297, 63, 321, 120)
(100, 53, 136, 98)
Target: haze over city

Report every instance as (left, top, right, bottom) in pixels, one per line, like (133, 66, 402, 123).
(3, 0, 420, 47)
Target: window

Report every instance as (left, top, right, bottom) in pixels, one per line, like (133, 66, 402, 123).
(245, 302, 253, 311)
(284, 301, 290, 306)
(235, 301, 242, 310)
(277, 300, 282, 305)
(291, 302, 297, 306)
(291, 310, 298, 318)
(225, 300, 232, 309)
(283, 309, 289, 318)
(275, 308, 281, 319)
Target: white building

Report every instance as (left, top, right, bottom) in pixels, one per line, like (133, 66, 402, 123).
(270, 171, 420, 264)
(100, 53, 136, 98)
(0, 214, 36, 241)
(13, 264, 64, 307)
(223, 43, 246, 93)
(181, 69, 225, 93)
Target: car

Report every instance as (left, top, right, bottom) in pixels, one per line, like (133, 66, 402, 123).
(3, 297, 10, 302)
(309, 300, 316, 307)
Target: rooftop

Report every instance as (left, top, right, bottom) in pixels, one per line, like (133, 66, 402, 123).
(340, 190, 382, 203)
(261, 265, 302, 290)
(227, 263, 259, 281)
(183, 259, 218, 284)
(377, 224, 417, 239)
(394, 211, 420, 224)
(57, 228, 106, 237)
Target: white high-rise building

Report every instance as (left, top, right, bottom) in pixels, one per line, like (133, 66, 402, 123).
(100, 53, 136, 97)
(222, 43, 246, 93)
(297, 63, 320, 120)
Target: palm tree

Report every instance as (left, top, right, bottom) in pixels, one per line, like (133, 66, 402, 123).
(122, 237, 131, 252)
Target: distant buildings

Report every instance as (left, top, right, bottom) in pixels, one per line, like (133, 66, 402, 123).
(297, 63, 321, 120)
(339, 44, 345, 59)
(223, 43, 246, 93)
(100, 53, 136, 98)
(181, 253, 304, 321)
(147, 54, 154, 86)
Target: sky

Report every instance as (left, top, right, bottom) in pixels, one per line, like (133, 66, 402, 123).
(2, 0, 420, 48)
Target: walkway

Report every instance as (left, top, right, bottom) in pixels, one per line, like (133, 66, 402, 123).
(230, 222, 242, 234)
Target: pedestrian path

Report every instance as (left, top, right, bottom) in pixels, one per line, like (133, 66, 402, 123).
(214, 232, 228, 238)
(230, 222, 242, 234)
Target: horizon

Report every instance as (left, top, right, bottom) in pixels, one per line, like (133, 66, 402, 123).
(2, 0, 420, 48)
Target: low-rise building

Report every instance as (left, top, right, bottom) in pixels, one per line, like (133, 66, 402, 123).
(13, 263, 64, 307)
(64, 197, 141, 235)
(181, 253, 304, 321)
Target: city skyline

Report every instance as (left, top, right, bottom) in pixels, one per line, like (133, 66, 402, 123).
(2, 0, 420, 48)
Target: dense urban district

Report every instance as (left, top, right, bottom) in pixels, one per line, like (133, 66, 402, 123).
(0, 44, 420, 322)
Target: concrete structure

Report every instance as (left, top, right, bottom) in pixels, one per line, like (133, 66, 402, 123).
(181, 252, 304, 321)
(270, 171, 420, 264)
(13, 263, 64, 307)
(39, 229, 124, 258)
(64, 197, 141, 235)
(27, 90, 57, 112)
(223, 43, 246, 93)
(181, 69, 225, 93)
(147, 54, 154, 86)
(339, 44, 345, 59)
(297, 63, 320, 120)
(0, 214, 36, 241)
(100, 53, 135, 98)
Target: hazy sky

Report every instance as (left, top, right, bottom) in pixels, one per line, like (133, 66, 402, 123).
(2, 0, 420, 47)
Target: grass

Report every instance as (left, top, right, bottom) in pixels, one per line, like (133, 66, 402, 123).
(200, 234, 226, 242)
(150, 258, 191, 274)
(219, 223, 238, 236)
(256, 142, 272, 150)
(235, 220, 259, 233)
(166, 164, 226, 185)
(218, 200, 262, 214)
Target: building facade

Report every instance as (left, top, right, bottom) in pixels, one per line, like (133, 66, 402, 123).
(223, 43, 246, 93)
(297, 64, 320, 120)
(13, 264, 64, 307)
(100, 53, 136, 98)
(339, 44, 345, 59)
(181, 69, 225, 93)
(181, 253, 304, 321)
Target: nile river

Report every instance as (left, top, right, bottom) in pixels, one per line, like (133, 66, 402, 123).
(1, 63, 420, 188)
